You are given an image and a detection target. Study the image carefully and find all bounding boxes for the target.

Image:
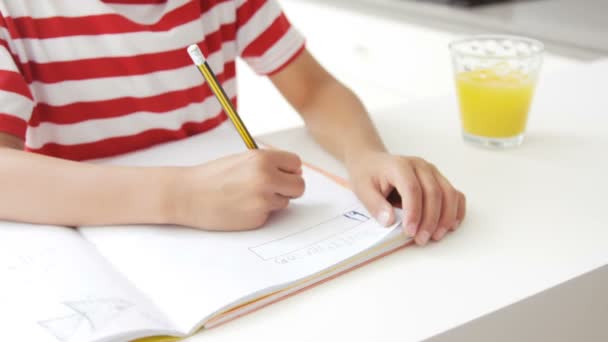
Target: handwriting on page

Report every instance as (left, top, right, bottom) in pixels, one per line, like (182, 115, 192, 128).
(249, 206, 380, 265)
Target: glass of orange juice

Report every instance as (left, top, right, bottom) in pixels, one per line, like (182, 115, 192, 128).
(449, 35, 543, 148)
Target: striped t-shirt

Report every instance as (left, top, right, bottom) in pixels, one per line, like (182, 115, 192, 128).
(0, 0, 305, 160)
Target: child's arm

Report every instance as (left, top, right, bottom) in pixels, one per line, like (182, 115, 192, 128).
(0, 133, 304, 230)
(270, 49, 466, 246)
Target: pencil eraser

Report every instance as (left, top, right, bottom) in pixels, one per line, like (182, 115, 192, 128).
(187, 44, 206, 65)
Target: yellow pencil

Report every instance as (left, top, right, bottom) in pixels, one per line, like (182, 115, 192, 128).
(187, 44, 258, 149)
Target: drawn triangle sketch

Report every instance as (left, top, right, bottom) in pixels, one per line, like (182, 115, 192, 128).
(38, 314, 85, 342)
(38, 298, 134, 342)
(64, 298, 134, 330)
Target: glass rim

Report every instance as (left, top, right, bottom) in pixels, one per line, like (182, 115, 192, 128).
(449, 34, 544, 60)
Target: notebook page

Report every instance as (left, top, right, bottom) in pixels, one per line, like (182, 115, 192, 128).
(80, 168, 401, 333)
(0, 222, 175, 342)
(80, 125, 403, 333)
(204, 228, 409, 328)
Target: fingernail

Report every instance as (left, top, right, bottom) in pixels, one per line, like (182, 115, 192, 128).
(405, 223, 417, 237)
(434, 227, 448, 240)
(453, 220, 462, 230)
(416, 231, 431, 246)
(377, 210, 391, 227)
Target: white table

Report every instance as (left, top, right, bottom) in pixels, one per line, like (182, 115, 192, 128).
(187, 60, 608, 341)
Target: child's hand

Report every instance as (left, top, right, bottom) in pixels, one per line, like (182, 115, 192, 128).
(346, 151, 466, 246)
(167, 150, 305, 230)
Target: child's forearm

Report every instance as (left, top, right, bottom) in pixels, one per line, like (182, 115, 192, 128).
(268, 50, 384, 165)
(0, 147, 175, 227)
(299, 80, 387, 165)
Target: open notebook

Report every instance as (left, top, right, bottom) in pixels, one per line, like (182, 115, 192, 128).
(0, 123, 410, 342)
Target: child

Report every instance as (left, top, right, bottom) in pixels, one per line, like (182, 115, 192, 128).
(0, 0, 465, 246)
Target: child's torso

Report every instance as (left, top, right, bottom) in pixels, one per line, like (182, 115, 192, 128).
(0, 0, 238, 160)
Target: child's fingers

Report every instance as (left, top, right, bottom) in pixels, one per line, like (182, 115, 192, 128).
(413, 165, 443, 246)
(271, 171, 306, 199)
(431, 169, 459, 241)
(388, 164, 422, 237)
(355, 180, 395, 227)
(455, 191, 466, 229)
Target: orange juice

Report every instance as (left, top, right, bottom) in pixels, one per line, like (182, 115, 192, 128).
(455, 68, 536, 138)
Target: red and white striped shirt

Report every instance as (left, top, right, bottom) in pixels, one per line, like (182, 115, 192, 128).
(0, 0, 305, 160)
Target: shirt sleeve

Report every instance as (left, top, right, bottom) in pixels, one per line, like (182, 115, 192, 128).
(235, 0, 306, 76)
(0, 13, 34, 141)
